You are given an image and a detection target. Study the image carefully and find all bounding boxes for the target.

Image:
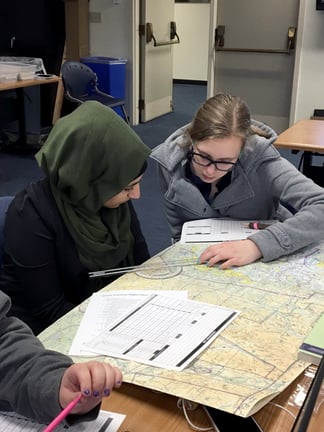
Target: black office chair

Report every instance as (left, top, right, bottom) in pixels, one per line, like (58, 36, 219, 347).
(61, 60, 129, 124)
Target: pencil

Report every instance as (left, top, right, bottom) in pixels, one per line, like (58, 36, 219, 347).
(244, 222, 272, 230)
(43, 394, 81, 432)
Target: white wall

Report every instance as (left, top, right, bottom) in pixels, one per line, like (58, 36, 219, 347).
(89, 0, 132, 58)
(173, 3, 210, 81)
(290, 0, 324, 123)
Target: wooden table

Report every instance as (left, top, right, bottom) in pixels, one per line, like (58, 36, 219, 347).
(274, 119, 324, 186)
(102, 383, 210, 431)
(0, 75, 60, 149)
(0, 76, 60, 92)
(102, 365, 324, 432)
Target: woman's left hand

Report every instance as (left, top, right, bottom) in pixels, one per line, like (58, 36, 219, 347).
(59, 361, 122, 415)
(199, 239, 262, 269)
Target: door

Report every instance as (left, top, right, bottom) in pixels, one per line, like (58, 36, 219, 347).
(139, 0, 178, 122)
(208, 0, 299, 133)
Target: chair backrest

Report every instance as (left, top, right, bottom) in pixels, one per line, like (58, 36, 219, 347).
(61, 61, 98, 98)
(0, 196, 13, 268)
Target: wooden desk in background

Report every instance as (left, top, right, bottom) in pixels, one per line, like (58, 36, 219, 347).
(102, 365, 324, 432)
(274, 119, 324, 187)
(0, 76, 60, 148)
(0, 76, 60, 92)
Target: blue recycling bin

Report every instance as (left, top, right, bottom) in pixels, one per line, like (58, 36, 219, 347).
(80, 56, 127, 100)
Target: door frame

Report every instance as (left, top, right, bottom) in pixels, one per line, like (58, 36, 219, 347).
(131, 0, 140, 125)
(207, 0, 217, 99)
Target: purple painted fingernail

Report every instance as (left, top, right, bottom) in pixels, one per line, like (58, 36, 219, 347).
(103, 388, 110, 396)
(93, 390, 100, 398)
(83, 389, 90, 396)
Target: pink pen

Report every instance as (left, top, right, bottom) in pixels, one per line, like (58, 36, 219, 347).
(43, 394, 82, 432)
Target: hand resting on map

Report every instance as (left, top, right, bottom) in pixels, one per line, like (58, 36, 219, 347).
(199, 239, 263, 269)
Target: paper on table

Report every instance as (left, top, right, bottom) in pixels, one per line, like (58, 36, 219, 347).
(81, 293, 239, 370)
(180, 219, 256, 243)
(69, 290, 188, 356)
(0, 410, 125, 431)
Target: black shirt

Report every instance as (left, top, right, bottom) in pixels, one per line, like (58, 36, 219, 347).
(185, 161, 232, 204)
(0, 179, 150, 334)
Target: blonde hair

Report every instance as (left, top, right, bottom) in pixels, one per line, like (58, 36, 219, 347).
(182, 93, 268, 149)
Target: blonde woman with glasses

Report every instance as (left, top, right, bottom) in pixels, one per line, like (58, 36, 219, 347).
(151, 93, 324, 269)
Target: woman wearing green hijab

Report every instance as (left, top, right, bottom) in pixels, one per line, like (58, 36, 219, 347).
(0, 101, 151, 335)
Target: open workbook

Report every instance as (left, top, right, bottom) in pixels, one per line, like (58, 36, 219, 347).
(180, 218, 275, 243)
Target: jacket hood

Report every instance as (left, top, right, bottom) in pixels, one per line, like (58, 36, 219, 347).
(151, 119, 279, 174)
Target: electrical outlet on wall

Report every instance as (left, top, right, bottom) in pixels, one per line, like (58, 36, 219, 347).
(89, 11, 102, 23)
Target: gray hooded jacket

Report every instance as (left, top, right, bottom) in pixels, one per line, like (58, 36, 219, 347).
(151, 120, 324, 262)
(0, 290, 98, 424)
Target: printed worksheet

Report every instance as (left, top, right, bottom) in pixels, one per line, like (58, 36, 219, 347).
(80, 293, 239, 370)
(180, 219, 255, 243)
(0, 410, 125, 431)
(69, 290, 188, 356)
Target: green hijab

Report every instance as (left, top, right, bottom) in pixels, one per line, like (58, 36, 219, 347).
(35, 101, 151, 271)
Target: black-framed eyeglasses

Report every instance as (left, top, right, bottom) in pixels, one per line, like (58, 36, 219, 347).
(188, 150, 239, 172)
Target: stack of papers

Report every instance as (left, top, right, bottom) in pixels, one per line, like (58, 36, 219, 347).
(0, 410, 125, 431)
(180, 218, 273, 243)
(70, 291, 239, 370)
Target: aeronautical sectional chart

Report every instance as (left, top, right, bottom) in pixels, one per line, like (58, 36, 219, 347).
(39, 241, 324, 417)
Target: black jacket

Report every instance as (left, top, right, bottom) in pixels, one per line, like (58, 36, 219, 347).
(0, 179, 150, 335)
